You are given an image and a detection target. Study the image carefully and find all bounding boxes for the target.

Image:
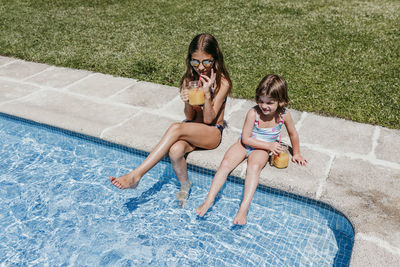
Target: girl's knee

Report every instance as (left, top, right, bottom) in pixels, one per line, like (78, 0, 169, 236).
(219, 159, 232, 170)
(169, 143, 185, 160)
(166, 122, 186, 140)
(247, 161, 265, 173)
(168, 122, 184, 133)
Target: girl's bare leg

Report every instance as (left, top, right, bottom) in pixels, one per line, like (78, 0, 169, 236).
(109, 122, 220, 189)
(169, 140, 196, 184)
(169, 140, 196, 207)
(196, 141, 246, 216)
(233, 150, 269, 225)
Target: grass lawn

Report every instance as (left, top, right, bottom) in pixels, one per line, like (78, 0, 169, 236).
(0, 0, 399, 129)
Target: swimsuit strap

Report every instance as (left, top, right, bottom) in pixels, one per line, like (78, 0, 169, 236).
(253, 107, 286, 127)
(254, 107, 286, 127)
(254, 107, 260, 126)
(278, 108, 286, 124)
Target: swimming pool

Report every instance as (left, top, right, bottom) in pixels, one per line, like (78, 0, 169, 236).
(0, 113, 354, 266)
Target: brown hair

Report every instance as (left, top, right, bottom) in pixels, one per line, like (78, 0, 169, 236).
(255, 74, 289, 112)
(180, 33, 232, 98)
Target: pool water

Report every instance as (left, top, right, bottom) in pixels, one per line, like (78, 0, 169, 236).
(0, 114, 354, 266)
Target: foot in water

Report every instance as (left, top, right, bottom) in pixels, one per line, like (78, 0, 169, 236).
(176, 180, 192, 208)
(109, 171, 141, 189)
(195, 199, 213, 217)
(233, 207, 247, 225)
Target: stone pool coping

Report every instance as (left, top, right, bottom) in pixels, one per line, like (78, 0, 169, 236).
(0, 56, 399, 266)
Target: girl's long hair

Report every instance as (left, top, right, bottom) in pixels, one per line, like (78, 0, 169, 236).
(180, 33, 232, 99)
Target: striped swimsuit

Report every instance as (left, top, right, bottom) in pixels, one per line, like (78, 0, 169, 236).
(244, 108, 286, 157)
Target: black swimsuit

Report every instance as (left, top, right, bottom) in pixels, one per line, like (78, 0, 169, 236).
(184, 85, 226, 143)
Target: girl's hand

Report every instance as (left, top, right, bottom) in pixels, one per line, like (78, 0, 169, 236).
(292, 154, 307, 166)
(269, 142, 283, 155)
(180, 88, 189, 103)
(199, 69, 216, 96)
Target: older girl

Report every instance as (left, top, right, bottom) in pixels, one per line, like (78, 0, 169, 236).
(110, 33, 232, 206)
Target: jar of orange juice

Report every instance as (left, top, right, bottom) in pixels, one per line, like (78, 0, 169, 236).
(272, 144, 289, 169)
(188, 81, 205, 106)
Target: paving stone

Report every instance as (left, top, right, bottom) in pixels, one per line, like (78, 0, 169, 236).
(67, 73, 136, 98)
(101, 113, 176, 152)
(0, 56, 17, 66)
(110, 81, 178, 109)
(320, 157, 400, 248)
(350, 236, 400, 267)
(0, 90, 138, 137)
(25, 66, 92, 89)
(225, 99, 254, 130)
(375, 127, 400, 164)
(300, 113, 375, 154)
(156, 95, 186, 120)
(258, 146, 330, 198)
(0, 60, 50, 80)
(0, 80, 40, 102)
(224, 97, 245, 119)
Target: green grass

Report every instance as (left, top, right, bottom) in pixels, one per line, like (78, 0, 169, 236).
(0, 0, 399, 128)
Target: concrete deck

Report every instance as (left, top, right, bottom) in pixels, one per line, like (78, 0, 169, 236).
(0, 56, 399, 266)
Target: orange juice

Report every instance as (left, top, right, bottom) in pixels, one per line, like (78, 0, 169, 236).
(272, 146, 289, 168)
(188, 89, 205, 106)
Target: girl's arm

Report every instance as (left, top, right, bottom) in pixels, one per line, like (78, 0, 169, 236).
(184, 102, 196, 120)
(201, 71, 230, 124)
(241, 108, 282, 155)
(284, 111, 307, 165)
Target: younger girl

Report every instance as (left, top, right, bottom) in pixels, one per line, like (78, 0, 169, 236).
(196, 74, 306, 224)
(110, 33, 232, 207)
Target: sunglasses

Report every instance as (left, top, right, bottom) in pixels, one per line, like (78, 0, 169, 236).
(189, 59, 214, 68)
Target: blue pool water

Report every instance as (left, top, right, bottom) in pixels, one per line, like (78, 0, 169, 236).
(0, 113, 354, 266)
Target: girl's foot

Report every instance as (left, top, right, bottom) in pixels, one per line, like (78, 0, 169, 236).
(233, 208, 248, 225)
(176, 180, 192, 208)
(196, 200, 213, 217)
(109, 171, 141, 189)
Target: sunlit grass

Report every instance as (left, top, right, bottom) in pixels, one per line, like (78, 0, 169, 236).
(0, 0, 399, 128)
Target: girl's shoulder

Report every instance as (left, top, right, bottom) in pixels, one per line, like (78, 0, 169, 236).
(250, 105, 259, 112)
(219, 76, 232, 93)
(281, 108, 295, 125)
(243, 106, 258, 123)
(247, 106, 259, 117)
(281, 108, 292, 118)
(220, 75, 230, 84)
(219, 77, 231, 91)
